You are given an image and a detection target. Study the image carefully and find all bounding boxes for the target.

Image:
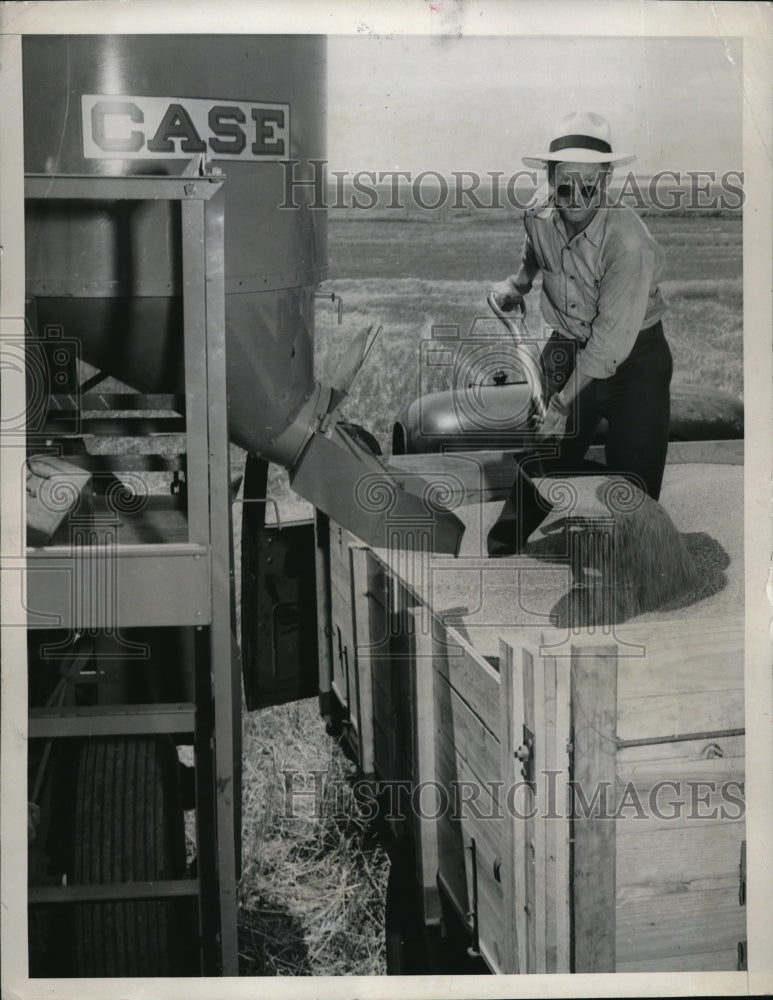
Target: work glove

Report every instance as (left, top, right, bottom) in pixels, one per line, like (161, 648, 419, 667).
(488, 278, 525, 314)
(534, 393, 569, 442)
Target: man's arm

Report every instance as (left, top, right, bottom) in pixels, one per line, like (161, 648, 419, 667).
(490, 229, 540, 307)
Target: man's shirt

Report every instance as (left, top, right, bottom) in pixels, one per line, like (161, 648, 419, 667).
(517, 199, 667, 379)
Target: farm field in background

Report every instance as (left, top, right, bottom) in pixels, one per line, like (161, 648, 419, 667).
(245, 211, 743, 976)
(317, 213, 743, 450)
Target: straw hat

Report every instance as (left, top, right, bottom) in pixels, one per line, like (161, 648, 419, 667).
(522, 111, 636, 169)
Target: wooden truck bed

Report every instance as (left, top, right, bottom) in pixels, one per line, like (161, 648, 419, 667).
(321, 456, 745, 973)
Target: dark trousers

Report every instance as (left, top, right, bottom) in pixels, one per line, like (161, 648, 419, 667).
(487, 321, 673, 554)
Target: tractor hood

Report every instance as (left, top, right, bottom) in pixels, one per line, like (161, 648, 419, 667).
(393, 380, 744, 455)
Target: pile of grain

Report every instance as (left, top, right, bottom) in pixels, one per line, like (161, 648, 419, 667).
(428, 463, 742, 634)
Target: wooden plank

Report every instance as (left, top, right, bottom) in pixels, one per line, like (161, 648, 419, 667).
(329, 572, 353, 712)
(327, 525, 349, 610)
(542, 651, 558, 974)
(618, 870, 740, 900)
(554, 654, 572, 972)
(408, 606, 442, 924)
(362, 574, 394, 781)
(616, 823, 746, 890)
(613, 782, 745, 835)
(434, 671, 502, 791)
(434, 778, 507, 973)
(616, 886, 746, 965)
(615, 752, 744, 789)
(350, 545, 376, 775)
(570, 643, 618, 973)
(523, 644, 547, 972)
(617, 734, 744, 769)
(435, 730, 506, 832)
(541, 651, 571, 973)
(617, 948, 740, 973)
(534, 650, 549, 972)
(618, 687, 744, 745)
(434, 729, 505, 856)
(614, 619, 743, 700)
(500, 638, 525, 974)
(434, 623, 501, 736)
(370, 662, 392, 700)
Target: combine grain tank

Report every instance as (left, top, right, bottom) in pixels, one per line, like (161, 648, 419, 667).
(22, 33, 460, 980)
(23, 33, 463, 552)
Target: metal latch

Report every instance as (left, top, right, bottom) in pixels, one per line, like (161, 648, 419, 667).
(315, 290, 344, 324)
(465, 839, 481, 958)
(516, 724, 535, 789)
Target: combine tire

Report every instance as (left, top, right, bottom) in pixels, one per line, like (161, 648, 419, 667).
(72, 736, 195, 977)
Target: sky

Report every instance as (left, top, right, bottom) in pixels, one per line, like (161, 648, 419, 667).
(327, 34, 743, 176)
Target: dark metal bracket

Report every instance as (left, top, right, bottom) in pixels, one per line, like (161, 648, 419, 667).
(516, 724, 536, 789)
(466, 838, 481, 958)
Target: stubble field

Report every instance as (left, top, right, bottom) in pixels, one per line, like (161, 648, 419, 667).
(239, 211, 743, 976)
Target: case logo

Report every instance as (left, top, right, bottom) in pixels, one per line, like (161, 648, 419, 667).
(81, 94, 289, 160)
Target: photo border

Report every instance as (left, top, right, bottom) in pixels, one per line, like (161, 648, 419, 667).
(2, 2, 770, 998)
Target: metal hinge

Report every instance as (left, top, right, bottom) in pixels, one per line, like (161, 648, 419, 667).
(515, 724, 535, 789)
(737, 939, 747, 970)
(739, 840, 746, 905)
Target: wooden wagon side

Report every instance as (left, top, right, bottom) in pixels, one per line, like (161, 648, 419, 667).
(322, 523, 746, 973)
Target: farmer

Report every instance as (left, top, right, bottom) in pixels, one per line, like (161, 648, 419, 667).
(487, 110, 672, 556)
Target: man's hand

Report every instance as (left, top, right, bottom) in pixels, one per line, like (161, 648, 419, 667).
(534, 393, 569, 441)
(489, 277, 526, 313)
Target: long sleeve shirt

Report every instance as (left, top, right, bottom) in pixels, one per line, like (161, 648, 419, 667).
(515, 201, 667, 378)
